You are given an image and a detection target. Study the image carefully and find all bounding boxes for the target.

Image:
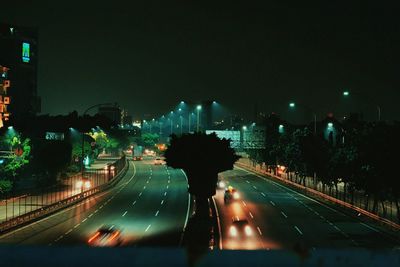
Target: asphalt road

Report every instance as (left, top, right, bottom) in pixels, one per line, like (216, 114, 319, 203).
(0, 159, 190, 247)
(214, 166, 400, 250)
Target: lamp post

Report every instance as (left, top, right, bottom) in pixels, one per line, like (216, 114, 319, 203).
(180, 116, 183, 134)
(342, 90, 381, 121)
(196, 105, 202, 132)
(289, 102, 316, 134)
(81, 103, 114, 176)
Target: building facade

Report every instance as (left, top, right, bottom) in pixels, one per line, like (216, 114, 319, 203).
(0, 23, 41, 125)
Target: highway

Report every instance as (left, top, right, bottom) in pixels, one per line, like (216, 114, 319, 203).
(1, 159, 399, 251)
(214, 166, 400, 250)
(0, 159, 190, 247)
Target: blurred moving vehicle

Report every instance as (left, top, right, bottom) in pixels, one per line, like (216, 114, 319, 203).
(229, 218, 253, 238)
(88, 225, 122, 247)
(224, 186, 239, 203)
(217, 177, 227, 189)
(76, 177, 92, 191)
(154, 158, 164, 165)
(133, 145, 143, 161)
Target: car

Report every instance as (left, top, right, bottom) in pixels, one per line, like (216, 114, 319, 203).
(154, 158, 164, 165)
(87, 225, 122, 247)
(217, 177, 227, 189)
(224, 186, 239, 203)
(76, 177, 92, 190)
(229, 218, 253, 238)
(132, 156, 143, 161)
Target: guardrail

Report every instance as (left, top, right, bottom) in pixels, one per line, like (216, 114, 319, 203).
(235, 161, 400, 231)
(0, 156, 128, 234)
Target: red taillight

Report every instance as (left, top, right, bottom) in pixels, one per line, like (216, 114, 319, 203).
(88, 232, 100, 243)
(109, 231, 120, 242)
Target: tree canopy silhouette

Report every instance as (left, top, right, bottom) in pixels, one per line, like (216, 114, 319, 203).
(165, 132, 240, 216)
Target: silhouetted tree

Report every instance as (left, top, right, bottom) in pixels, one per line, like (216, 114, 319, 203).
(165, 132, 240, 217)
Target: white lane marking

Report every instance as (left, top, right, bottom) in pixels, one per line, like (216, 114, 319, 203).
(0, 161, 138, 240)
(253, 185, 257, 190)
(242, 201, 247, 206)
(99, 205, 104, 209)
(294, 226, 303, 235)
(145, 224, 152, 232)
(212, 196, 223, 250)
(257, 227, 263, 235)
(82, 218, 87, 223)
(143, 186, 146, 189)
(249, 212, 254, 219)
(360, 222, 380, 233)
(164, 192, 167, 196)
(166, 185, 169, 189)
(65, 229, 73, 235)
(73, 223, 80, 229)
(160, 200, 164, 205)
(132, 200, 137, 205)
(261, 192, 266, 197)
(155, 210, 159, 216)
(146, 180, 149, 184)
(281, 211, 288, 218)
(139, 192, 142, 197)
(122, 211, 128, 217)
(168, 180, 170, 183)
(246, 180, 250, 184)
(270, 201, 276, 206)
(94, 209, 98, 214)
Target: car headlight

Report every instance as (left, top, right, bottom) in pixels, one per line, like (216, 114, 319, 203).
(229, 226, 238, 237)
(233, 192, 240, 199)
(84, 181, 91, 189)
(76, 181, 83, 188)
(245, 225, 252, 236)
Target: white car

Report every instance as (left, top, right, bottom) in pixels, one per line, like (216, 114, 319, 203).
(154, 158, 164, 165)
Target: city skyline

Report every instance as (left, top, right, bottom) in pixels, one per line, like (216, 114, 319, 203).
(1, 1, 399, 121)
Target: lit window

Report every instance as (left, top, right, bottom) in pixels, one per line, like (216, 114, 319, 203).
(22, 42, 30, 63)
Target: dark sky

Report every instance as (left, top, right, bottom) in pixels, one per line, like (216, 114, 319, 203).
(2, 0, 400, 121)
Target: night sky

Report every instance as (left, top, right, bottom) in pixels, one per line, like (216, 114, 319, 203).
(2, 1, 399, 121)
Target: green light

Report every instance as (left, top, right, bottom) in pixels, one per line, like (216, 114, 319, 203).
(289, 102, 295, 108)
(242, 126, 247, 130)
(328, 122, 333, 128)
(22, 42, 30, 63)
(196, 105, 202, 110)
(343, 91, 349, 96)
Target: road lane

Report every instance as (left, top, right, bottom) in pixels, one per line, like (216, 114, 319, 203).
(0, 160, 190, 247)
(215, 167, 400, 250)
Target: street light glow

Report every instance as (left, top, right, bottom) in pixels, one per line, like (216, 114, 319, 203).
(242, 126, 247, 130)
(343, 91, 349, 96)
(196, 105, 202, 110)
(289, 102, 295, 108)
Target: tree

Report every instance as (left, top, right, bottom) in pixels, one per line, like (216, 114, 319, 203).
(141, 133, 159, 148)
(165, 132, 240, 217)
(0, 136, 31, 180)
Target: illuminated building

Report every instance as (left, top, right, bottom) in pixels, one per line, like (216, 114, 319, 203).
(0, 65, 11, 128)
(0, 23, 41, 124)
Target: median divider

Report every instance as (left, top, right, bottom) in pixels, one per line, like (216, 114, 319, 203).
(0, 157, 129, 235)
(235, 162, 400, 231)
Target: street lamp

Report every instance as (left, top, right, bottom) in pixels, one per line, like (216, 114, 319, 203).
(188, 112, 194, 132)
(288, 102, 316, 134)
(180, 115, 183, 135)
(196, 105, 202, 132)
(342, 90, 381, 121)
